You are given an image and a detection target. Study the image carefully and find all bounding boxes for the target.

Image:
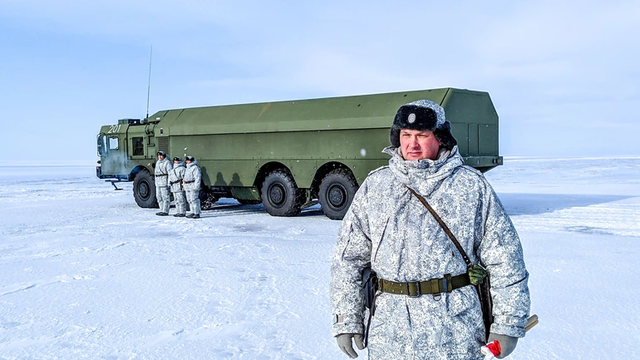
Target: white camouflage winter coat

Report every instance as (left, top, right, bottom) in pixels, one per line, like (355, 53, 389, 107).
(154, 157, 172, 187)
(183, 160, 201, 192)
(330, 146, 530, 360)
(168, 161, 186, 193)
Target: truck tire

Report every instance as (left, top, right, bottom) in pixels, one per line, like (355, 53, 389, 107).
(319, 169, 359, 220)
(261, 170, 304, 216)
(133, 170, 158, 208)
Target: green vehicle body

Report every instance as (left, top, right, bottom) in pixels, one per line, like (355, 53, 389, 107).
(96, 87, 503, 219)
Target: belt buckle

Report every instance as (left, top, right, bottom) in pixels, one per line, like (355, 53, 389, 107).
(406, 281, 420, 297)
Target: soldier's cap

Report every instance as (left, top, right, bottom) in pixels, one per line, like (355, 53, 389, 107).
(185, 156, 195, 162)
(173, 157, 182, 162)
(389, 99, 457, 150)
(157, 150, 167, 157)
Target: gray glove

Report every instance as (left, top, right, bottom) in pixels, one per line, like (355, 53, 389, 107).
(487, 333, 518, 358)
(336, 333, 365, 358)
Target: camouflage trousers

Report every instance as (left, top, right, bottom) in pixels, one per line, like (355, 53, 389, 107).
(172, 190, 186, 215)
(366, 290, 485, 360)
(186, 190, 201, 215)
(156, 186, 171, 214)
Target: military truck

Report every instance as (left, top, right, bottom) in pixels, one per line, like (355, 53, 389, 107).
(96, 87, 503, 219)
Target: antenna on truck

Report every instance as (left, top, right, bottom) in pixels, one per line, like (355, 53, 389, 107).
(145, 45, 153, 121)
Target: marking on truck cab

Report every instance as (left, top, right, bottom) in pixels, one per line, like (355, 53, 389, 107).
(107, 124, 122, 134)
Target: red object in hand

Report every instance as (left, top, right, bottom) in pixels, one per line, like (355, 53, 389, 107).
(485, 340, 501, 356)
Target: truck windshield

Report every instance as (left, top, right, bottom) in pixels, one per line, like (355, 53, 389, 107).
(97, 134, 107, 156)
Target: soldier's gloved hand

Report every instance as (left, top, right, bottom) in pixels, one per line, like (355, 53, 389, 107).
(336, 333, 364, 358)
(487, 333, 518, 358)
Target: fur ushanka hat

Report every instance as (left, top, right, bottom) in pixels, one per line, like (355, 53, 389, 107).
(390, 99, 457, 150)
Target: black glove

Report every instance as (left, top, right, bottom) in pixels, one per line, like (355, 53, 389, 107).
(488, 333, 518, 358)
(336, 333, 365, 358)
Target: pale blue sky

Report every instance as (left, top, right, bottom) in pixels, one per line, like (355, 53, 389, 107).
(1, 0, 638, 165)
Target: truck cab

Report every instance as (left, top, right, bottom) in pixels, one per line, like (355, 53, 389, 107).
(96, 118, 162, 206)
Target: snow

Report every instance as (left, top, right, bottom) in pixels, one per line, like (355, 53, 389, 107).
(1, 158, 639, 359)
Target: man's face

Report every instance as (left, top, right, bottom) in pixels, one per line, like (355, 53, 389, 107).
(157, 155, 164, 161)
(399, 129, 442, 161)
(173, 160, 180, 165)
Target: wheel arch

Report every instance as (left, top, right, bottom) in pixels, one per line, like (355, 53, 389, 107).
(310, 161, 357, 199)
(253, 161, 293, 196)
(129, 165, 151, 181)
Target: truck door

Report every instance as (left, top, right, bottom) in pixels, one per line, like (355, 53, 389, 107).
(127, 125, 149, 161)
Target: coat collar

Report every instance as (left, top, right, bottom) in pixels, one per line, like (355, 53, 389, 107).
(383, 145, 463, 196)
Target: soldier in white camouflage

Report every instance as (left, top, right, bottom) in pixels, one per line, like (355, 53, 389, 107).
(331, 100, 530, 359)
(169, 157, 187, 217)
(184, 156, 202, 219)
(154, 151, 172, 216)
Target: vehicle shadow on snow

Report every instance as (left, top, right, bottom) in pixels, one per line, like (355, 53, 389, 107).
(200, 202, 326, 218)
(497, 193, 633, 216)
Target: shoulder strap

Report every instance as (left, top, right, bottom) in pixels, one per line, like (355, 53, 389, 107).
(406, 186, 472, 267)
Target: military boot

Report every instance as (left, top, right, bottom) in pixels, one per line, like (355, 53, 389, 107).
(156, 212, 169, 216)
(174, 214, 186, 217)
(191, 214, 200, 219)
(186, 213, 194, 218)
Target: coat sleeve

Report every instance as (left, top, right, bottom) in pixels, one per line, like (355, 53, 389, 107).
(476, 180, 531, 338)
(330, 179, 373, 336)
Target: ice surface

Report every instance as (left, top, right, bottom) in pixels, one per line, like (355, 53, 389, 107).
(1, 158, 639, 359)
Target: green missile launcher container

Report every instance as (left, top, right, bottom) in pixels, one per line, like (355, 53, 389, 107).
(96, 87, 503, 219)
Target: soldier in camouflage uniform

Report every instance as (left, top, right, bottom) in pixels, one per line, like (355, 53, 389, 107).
(331, 100, 530, 359)
(169, 157, 187, 217)
(154, 151, 172, 216)
(184, 156, 202, 219)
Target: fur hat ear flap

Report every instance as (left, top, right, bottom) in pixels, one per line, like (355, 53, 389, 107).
(433, 121, 457, 150)
(389, 125, 401, 148)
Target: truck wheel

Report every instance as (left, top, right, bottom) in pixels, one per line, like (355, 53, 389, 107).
(133, 170, 158, 208)
(261, 170, 304, 216)
(319, 169, 359, 220)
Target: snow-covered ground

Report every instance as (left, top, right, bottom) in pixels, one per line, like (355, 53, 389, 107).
(1, 158, 639, 359)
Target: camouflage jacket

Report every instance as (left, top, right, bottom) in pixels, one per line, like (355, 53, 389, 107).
(184, 161, 201, 192)
(168, 162, 186, 193)
(154, 157, 172, 187)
